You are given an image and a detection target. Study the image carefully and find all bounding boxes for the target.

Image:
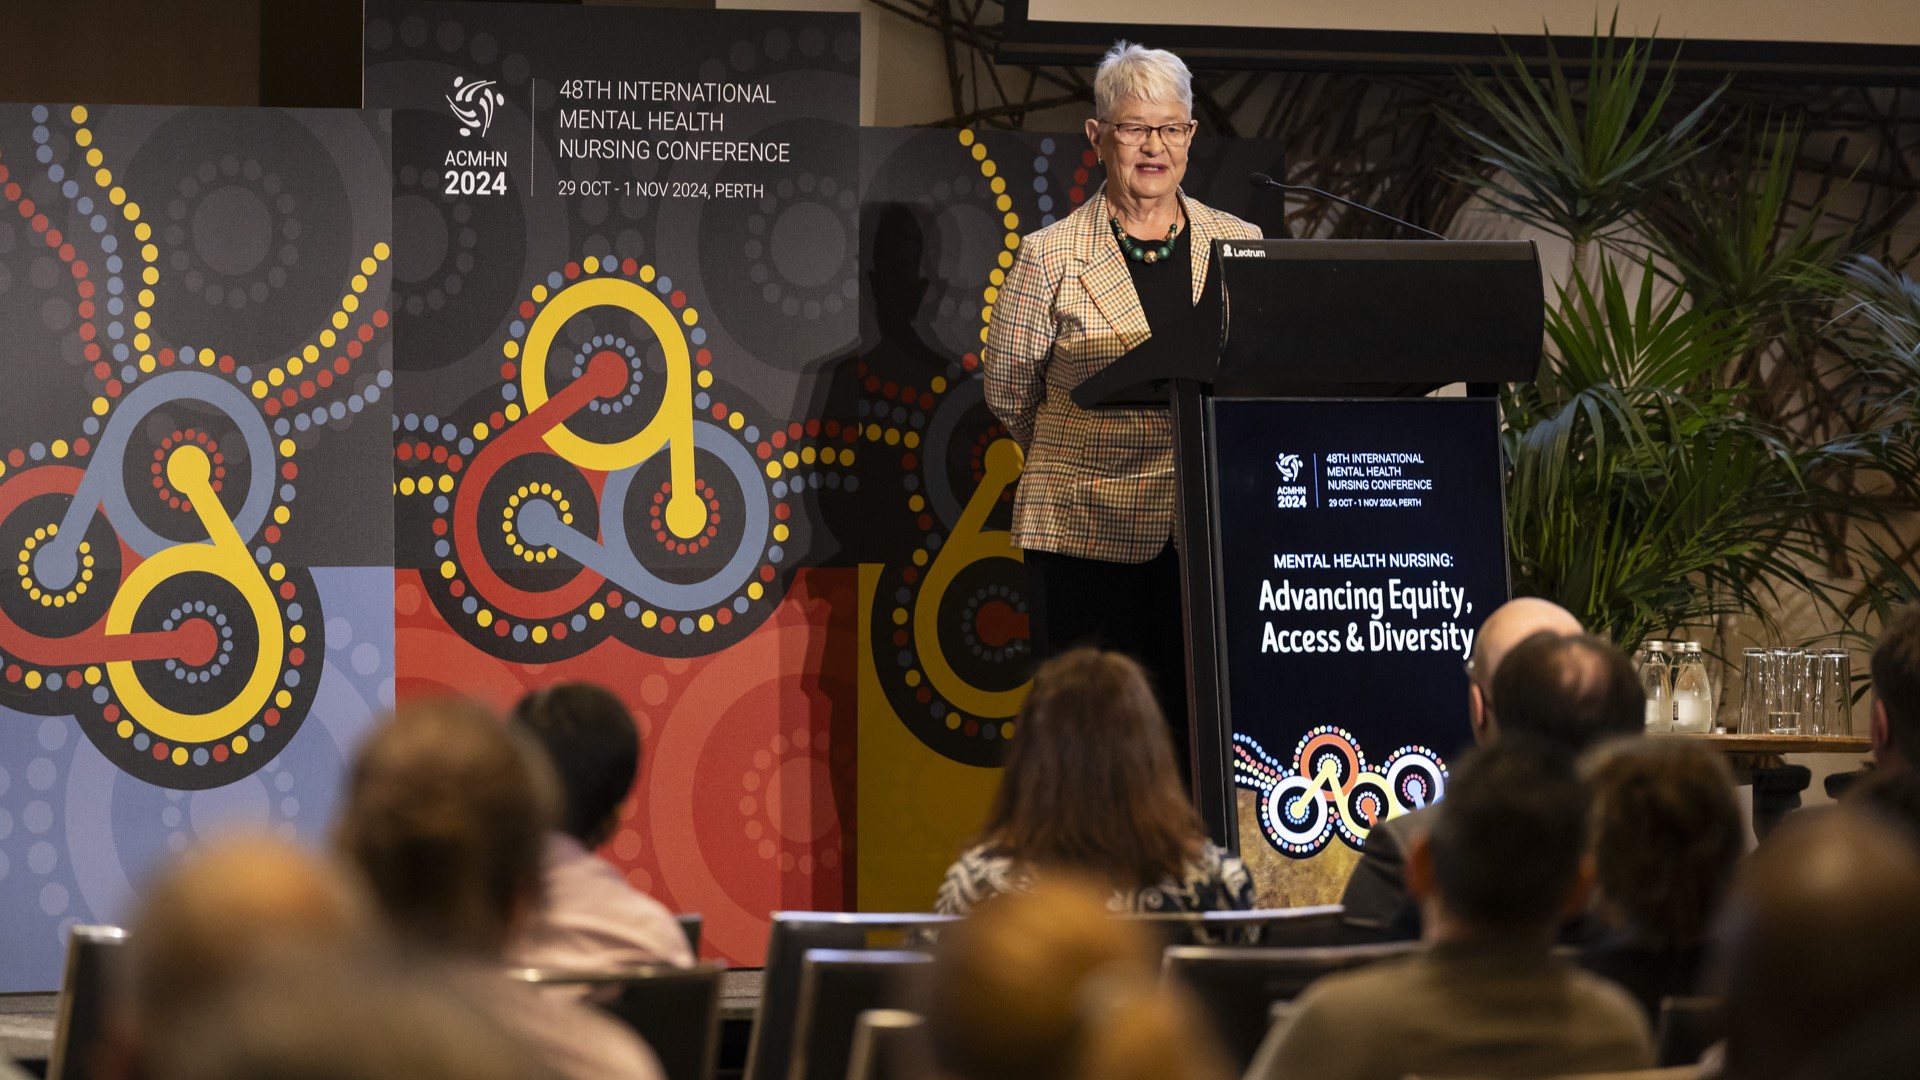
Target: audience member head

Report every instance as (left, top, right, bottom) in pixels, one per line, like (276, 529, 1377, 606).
(1713, 808, 1920, 1080)
(146, 953, 545, 1080)
(1850, 766, 1920, 848)
(336, 698, 558, 957)
(1787, 999, 1920, 1080)
(1870, 603, 1920, 772)
(927, 877, 1231, 1080)
(1582, 739, 1742, 949)
(981, 648, 1202, 890)
(129, 837, 371, 1033)
(1490, 632, 1644, 759)
(510, 682, 640, 848)
(1408, 741, 1593, 941)
(1466, 597, 1582, 742)
(114, 838, 373, 1080)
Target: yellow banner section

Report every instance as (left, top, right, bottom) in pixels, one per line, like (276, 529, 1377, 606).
(855, 562, 1000, 913)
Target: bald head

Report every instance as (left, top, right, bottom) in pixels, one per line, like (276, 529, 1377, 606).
(1470, 598, 1582, 682)
(1467, 598, 1581, 742)
(1716, 810, 1920, 1080)
(132, 837, 370, 1030)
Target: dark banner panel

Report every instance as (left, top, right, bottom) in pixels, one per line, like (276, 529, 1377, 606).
(366, 0, 1286, 953)
(0, 104, 392, 990)
(367, 0, 868, 966)
(1210, 397, 1507, 903)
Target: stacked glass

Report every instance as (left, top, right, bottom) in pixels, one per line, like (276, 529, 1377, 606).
(1805, 649, 1853, 736)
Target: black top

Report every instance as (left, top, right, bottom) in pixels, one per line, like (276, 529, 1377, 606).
(1123, 220, 1193, 335)
(1578, 934, 1710, 1023)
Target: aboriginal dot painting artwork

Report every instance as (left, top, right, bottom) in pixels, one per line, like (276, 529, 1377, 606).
(369, 0, 868, 969)
(0, 104, 392, 990)
(0, 1, 1296, 987)
(369, 0, 1294, 965)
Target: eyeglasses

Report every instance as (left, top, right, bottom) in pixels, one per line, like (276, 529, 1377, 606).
(1101, 120, 1197, 147)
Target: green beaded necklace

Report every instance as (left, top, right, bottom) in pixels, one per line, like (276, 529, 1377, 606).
(1109, 215, 1180, 264)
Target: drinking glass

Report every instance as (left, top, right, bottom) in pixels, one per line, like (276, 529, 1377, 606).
(1806, 649, 1853, 736)
(1763, 647, 1805, 735)
(1739, 646, 1768, 735)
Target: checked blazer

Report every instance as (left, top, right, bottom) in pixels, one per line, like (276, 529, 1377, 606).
(983, 186, 1260, 562)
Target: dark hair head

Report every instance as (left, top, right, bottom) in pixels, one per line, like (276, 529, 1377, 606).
(1491, 632, 1645, 757)
(510, 682, 640, 846)
(1715, 808, 1920, 1080)
(1849, 767, 1920, 849)
(336, 698, 557, 956)
(1428, 741, 1592, 930)
(1583, 739, 1742, 948)
(1872, 604, 1920, 765)
(981, 648, 1203, 889)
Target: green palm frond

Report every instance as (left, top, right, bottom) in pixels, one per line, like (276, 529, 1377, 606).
(1502, 255, 1837, 648)
(1644, 119, 1859, 338)
(1448, 13, 1727, 249)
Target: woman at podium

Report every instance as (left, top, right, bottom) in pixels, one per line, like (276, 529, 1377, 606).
(982, 40, 1259, 777)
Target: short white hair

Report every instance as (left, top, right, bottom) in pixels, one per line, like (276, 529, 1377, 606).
(1092, 41, 1193, 120)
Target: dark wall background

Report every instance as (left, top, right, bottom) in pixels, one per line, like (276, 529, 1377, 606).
(0, 0, 618, 109)
(1, 0, 261, 105)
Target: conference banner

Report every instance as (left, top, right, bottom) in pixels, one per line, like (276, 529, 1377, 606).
(367, 0, 864, 966)
(369, 0, 1291, 959)
(0, 104, 392, 990)
(1210, 397, 1508, 904)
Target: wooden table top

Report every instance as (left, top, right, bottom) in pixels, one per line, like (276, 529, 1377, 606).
(1653, 732, 1871, 755)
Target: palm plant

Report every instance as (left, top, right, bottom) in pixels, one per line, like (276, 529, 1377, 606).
(1644, 120, 1856, 345)
(1503, 258, 1842, 647)
(1449, 16, 1724, 266)
(1831, 257, 1920, 622)
(1450, 17, 1916, 649)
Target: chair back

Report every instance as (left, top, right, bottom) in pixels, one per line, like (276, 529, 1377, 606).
(49, 924, 130, 1080)
(1528, 1060, 1712, 1068)
(677, 912, 704, 955)
(508, 964, 724, 1080)
(788, 951, 932, 1080)
(1654, 996, 1722, 1069)
(1147, 905, 1345, 947)
(743, 912, 955, 1080)
(1243, 905, 1349, 947)
(844, 1009, 929, 1080)
(1162, 941, 1419, 1072)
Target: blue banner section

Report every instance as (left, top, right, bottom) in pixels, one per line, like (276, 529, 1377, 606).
(0, 566, 391, 990)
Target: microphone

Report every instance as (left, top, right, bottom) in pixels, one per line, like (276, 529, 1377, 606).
(1249, 173, 1447, 241)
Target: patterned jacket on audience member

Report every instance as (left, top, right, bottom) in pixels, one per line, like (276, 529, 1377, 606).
(934, 839, 1255, 937)
(982, 185, 1259, 563)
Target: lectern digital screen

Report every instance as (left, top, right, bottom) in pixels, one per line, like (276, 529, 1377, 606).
(1206, 398, 1507, 893)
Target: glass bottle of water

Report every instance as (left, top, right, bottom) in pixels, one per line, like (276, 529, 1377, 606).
(1639, 641, 1672, 732)
(1671, 642, 1713, 734)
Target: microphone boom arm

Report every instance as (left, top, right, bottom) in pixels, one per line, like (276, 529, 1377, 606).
(1249, 172, 1447, 241)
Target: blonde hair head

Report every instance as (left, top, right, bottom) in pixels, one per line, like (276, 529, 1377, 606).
(1093, 41, 1193, 120)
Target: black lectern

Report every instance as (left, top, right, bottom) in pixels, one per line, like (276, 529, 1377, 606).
(1074, 238, 1542, 849)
